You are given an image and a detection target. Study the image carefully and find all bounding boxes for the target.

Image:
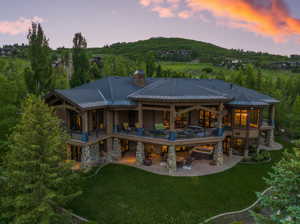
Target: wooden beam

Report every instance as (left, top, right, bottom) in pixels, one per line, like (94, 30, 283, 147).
(177, 105, 219, 116)
(54, 104, 80, 113)
(170, 104, 176, 131)
(142, 106, 170, 112)
(82, 112, 88, 132)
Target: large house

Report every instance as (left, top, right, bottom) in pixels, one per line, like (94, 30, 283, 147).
(46, 71, 278, 173)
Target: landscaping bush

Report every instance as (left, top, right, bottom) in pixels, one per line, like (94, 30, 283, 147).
(230, 221, 244, 224)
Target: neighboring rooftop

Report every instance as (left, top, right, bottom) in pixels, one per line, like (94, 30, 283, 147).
(51, 76, 279, 109)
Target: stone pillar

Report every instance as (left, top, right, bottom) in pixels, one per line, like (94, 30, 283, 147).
(167, 145, 177, 175)
(214, 142, 224, 166)
(81, 143, 100, 168)
(106, 138, 113, 162)
(136, 142, 145, 166)
(109, 138, 122, 161)
(228, 147, 233, 158)
(267, 129, 275, 147)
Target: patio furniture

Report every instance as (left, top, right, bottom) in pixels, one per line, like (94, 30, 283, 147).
(183, 156, 193, 170)
(191, 147, 214, 160)
(143, 158, 152, 166)
(176, 156, 185, 169)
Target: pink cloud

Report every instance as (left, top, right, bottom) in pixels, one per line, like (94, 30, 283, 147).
(0, 16, 44, 35)
(178, 10, 193, 19)
(152, 6, 175, 18)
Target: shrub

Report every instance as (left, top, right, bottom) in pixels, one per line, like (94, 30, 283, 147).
(230, 221, 244, 224)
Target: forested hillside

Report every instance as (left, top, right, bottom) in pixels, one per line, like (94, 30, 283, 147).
(87, 37, 289, 65)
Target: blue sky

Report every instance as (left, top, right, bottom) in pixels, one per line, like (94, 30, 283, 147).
(1, 0, 300, 55)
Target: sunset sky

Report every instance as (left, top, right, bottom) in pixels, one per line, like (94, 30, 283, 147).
(1, 0, 300, 55)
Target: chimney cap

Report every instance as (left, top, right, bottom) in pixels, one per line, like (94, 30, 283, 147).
(133, 70, 145, 76)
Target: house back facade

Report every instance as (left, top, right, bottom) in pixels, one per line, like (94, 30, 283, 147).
(46, 71, 278, 173)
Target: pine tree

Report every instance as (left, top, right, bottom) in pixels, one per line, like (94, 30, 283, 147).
(2, 95, 81, 224)
(70, 33, 90, 87)
(24, 23, 53, 95)
(290, 96, 300, 138)
(156, 64, 162, 77)
(145, 52, 156, 77)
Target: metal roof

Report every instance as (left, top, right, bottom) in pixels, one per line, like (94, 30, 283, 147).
(52, 76, 279, 109)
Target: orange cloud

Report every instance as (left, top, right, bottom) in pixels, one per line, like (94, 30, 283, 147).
(0, 17, 44, 35)
(186, 0, 300, 41)
(138, 0, 300, 42)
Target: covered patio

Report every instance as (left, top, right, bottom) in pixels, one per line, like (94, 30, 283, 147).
(117, 150, 242, 177)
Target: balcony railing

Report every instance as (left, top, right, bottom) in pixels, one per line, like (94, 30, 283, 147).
(68, 128, 106, 142)
(114, 125, 224, 141)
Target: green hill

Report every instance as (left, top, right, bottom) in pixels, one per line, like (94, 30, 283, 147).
(87, 37, 289, 64)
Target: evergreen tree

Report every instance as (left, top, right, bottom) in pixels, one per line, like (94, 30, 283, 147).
(2, 95, 81, 224)
(24, 23, 53, 95)
(244, 64, 256, 89)
(70, 33, 90, 87)
(89, 62, 102, 80)
(290, 96, 300, 138)
(156, 64, 162, 77)
(145, 52, 156, 77)
(255, 69, 262, 91)
(252, 148, 300, 224)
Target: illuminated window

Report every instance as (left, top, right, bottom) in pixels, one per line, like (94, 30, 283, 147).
(234, 109, 260, 129)
(199, 108, 217, 128)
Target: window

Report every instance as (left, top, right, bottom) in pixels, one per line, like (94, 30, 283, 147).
(234, 109, 248, 128)
(234, 109, 260, 129)
(70, 145, 82, 162)
(70, 111, 82, 131)
(199, 109, 217, 128)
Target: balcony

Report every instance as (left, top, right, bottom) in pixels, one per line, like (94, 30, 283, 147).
(68, 128, 106, 143)
(114, 125, 224, 143)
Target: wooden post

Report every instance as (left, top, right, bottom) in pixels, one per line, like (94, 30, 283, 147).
(170, 104, 175, 131)
(244, 110, 250, 158)
(114, 110, 119, 131)
(106, 111, 113, 134)
(138, 103, 143, 128)
(82, 111, 88, 133)
(217, 103, 224, 136)
(271, 104, 275, 127)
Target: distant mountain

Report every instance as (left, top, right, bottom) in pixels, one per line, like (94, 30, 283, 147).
(87, 37, 289, 64)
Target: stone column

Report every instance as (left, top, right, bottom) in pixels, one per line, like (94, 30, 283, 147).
(167, 145, 177, 175)
(136, 142, 145, 166)
(228, 147, 233, 158)
(81, 143, 100, 168)
(267, 129, 275, 147)
(110, 138, 122, 161)
(106, 138, 113, 162)
(214, 142, 224, 166)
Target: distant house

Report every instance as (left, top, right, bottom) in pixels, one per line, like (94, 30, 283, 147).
(46, 71, 278, 173)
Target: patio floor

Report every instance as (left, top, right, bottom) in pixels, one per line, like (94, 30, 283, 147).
(117, 151, 242, 177)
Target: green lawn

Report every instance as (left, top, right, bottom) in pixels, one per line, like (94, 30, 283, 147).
(68, 139, 291, 224)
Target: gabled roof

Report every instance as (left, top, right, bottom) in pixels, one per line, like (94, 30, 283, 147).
(51, 76, 278, 110)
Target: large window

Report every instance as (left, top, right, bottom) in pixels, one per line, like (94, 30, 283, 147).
(199, 110, 217, 128)
(234, 109, 260, 129)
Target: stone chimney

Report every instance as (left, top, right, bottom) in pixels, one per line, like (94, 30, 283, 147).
(132, 70, 146, 87)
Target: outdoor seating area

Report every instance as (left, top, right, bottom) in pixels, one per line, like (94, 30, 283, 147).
(118, 151, 242, 176)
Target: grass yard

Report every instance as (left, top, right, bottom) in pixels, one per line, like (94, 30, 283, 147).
(68, 139, 291, 224)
